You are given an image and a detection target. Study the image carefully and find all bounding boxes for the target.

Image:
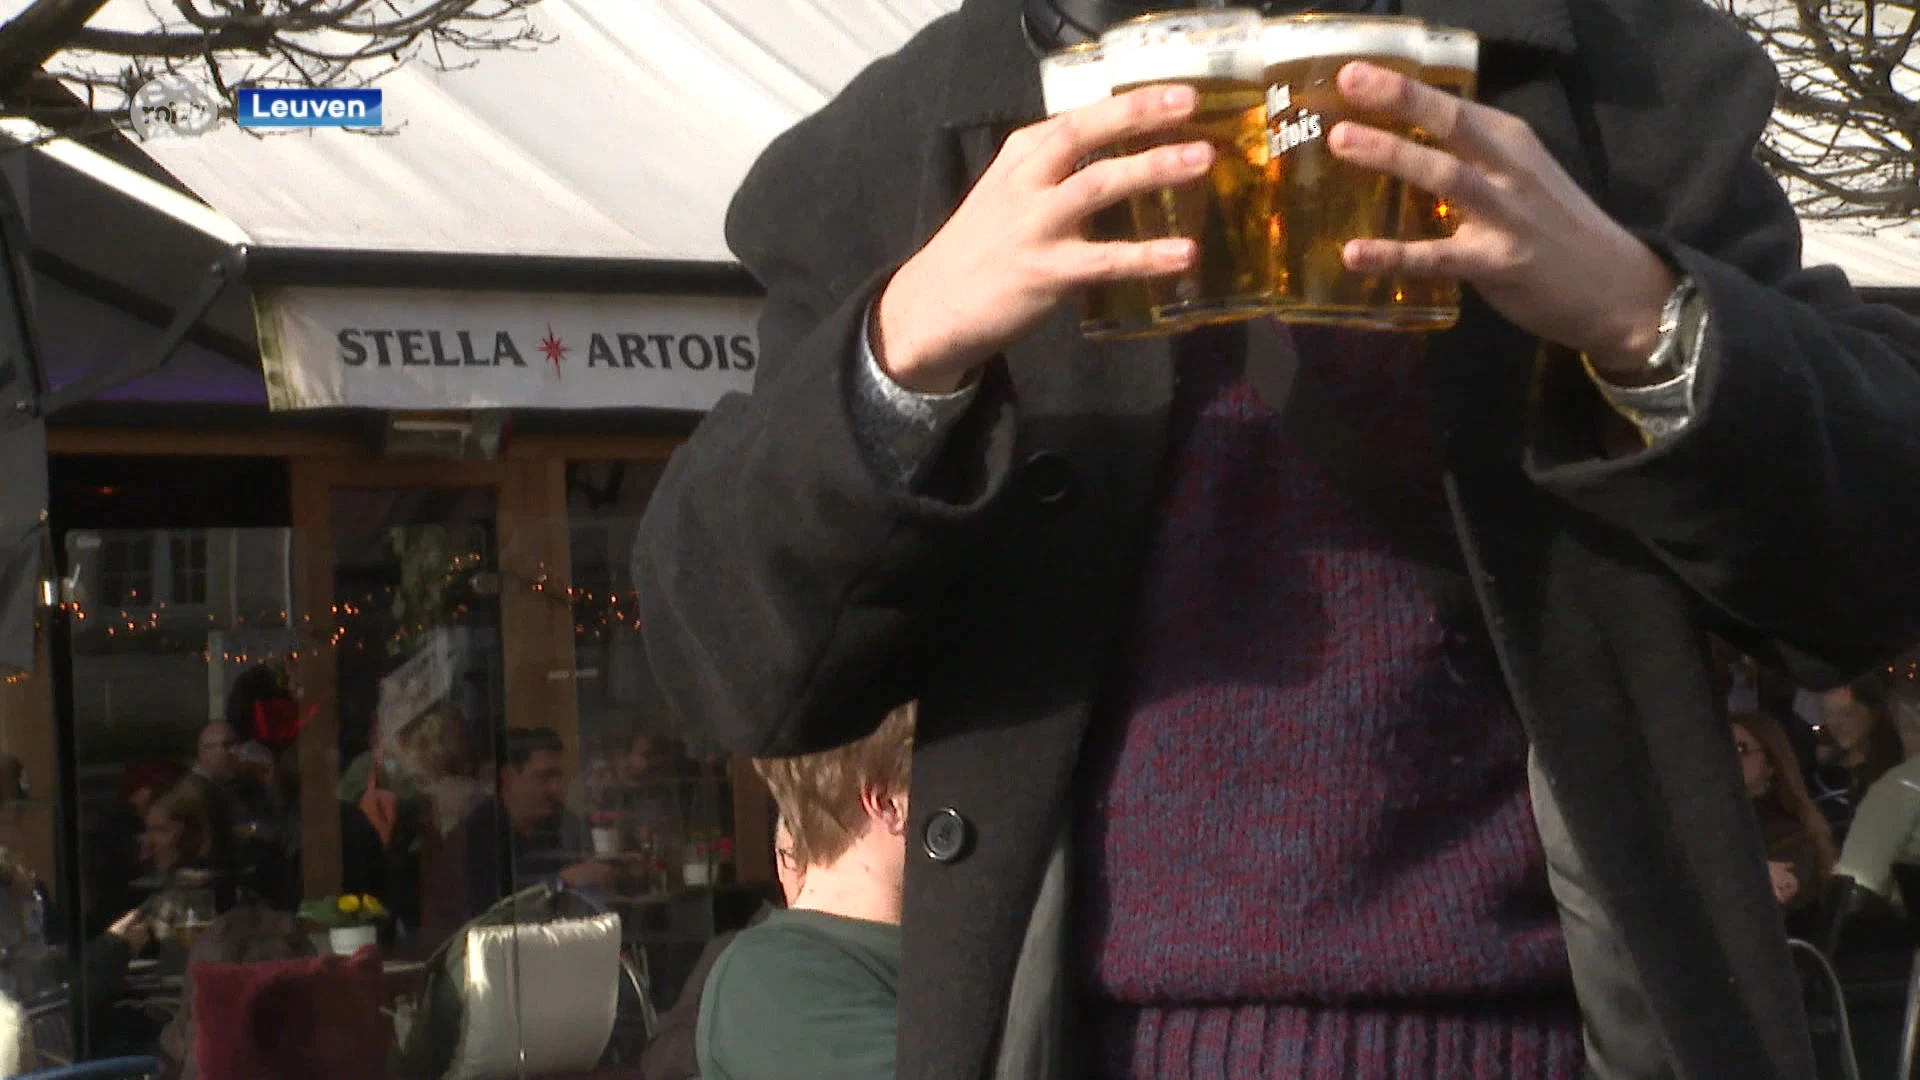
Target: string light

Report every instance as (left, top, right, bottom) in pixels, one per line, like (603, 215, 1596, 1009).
(35, 553, 647, 665)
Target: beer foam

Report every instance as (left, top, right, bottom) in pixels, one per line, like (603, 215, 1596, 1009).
(1040, 50, 1112, 115)
(1421, 27, 1479, 73)
(1100, 10, 1265, 88)
(1101, 41, 1265, 88)
(1262, 16, 1428, 67)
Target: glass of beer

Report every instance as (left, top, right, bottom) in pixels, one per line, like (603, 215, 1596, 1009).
(1382, 25, 1480, 329)
(1099, 9, 1275, 330)
(1039, 43, 1159, 341)
(1261, 15, 1445, 330)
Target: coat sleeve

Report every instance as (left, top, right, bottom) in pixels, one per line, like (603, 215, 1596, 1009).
(632, 20, 1022, 758)
(1524, 0, 1920, 683)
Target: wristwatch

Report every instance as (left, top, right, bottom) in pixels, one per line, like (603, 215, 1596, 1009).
(1581, 275, 1705, 442)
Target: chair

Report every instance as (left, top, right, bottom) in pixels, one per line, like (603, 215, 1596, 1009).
(1835, 773, 1920, 1080)
(1885, 863, 1920, 1080)
(1796, 875, 1865, 1080)
(399, 881, 654, 1080)
(19, 984, 72, 1068)
(11, 1055, 164, 1080)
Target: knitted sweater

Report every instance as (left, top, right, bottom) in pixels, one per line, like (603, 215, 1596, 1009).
(1072, 325, 1579, 1079)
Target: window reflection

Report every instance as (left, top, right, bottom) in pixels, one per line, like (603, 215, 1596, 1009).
(26, 454, 774, 1074)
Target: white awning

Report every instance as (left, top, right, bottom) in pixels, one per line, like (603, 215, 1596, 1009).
(9, 0, 960, 410)
(29, 0, 958, 261)
(14, 0, 1913, 415)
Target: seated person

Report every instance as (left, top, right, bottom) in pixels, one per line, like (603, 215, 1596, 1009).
(86, 780, 230, 1056)
(1731, 712, 1836, 927)
(696, 702, 914, 1080)
(421, 727, 622, 944)
(1838, 750, 1920, 900)
(640, 816, 804, 1080)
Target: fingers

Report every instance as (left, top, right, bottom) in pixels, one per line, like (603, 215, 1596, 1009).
(1013, 84, 1202, 183)
(1048, 140, 1214, 225)
(1055, 236, 1197, 284)
(1343, 237, 1471, 280)
(1327, 121, 1502, 219)
(1334, 61, 1520, 166)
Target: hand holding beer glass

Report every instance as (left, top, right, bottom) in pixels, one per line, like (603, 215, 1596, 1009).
(1263, 15, 1461, 329)
(1029, 9, 1483, 340)
(1039, 44, 1161, 341)
(1099, 9, 1276, 328)
(868, 79, 1213, 392)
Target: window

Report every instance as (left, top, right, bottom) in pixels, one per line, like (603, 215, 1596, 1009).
(168, 533, 208, 606)
(99, 536, 153, 608)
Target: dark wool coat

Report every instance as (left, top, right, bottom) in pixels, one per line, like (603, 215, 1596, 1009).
(634, 0, 1920, 1077)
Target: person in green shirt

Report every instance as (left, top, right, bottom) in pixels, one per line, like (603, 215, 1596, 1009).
(695, 702, 916, 1080)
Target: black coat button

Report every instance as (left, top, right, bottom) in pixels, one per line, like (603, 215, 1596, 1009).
(1020, 451, 1075, 506)
(922, 808, 972, 863)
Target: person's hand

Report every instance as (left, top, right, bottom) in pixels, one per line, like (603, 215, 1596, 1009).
(874, 85, 1214, 393)
(559, 860, 618, 891)
(1768, 861, 1801, 905)
(108, 909, 152, 952)
(1325, 62, 1678, 379)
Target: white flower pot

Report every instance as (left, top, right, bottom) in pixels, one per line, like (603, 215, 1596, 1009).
(591, 827, 622, 857)
(329, 924, 378, 955)
(682, 861, 711, 887)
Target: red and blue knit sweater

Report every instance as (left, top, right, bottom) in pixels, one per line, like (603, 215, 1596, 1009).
(1072, 325, 1581, 1079)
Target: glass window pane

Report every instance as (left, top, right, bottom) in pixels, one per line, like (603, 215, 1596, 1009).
(566, 459, 772, 1018)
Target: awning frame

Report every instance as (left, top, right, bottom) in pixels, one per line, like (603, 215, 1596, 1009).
(35, 244, 243, 416)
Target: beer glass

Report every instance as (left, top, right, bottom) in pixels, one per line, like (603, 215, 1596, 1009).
(1039, 43, 1159, 340)
(1384, 25, 1480, 328)
(1100, 9, 1275, 329)
(1261, 15, 1443, 329)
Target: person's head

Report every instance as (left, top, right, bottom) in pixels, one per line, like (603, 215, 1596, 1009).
(619, 732, 677, 785)
(774, 816, 805, 905)
(196, 722, 240, 782)
(1824, 676, 1904, 786)
(499, 727, 568, 831)
(144, 781, 213, 875)
(1732, 711, 1835, 880)
(753, 702, 915, 905)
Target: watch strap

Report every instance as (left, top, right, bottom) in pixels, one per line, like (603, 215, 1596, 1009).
(1582, 276, 1707, 443)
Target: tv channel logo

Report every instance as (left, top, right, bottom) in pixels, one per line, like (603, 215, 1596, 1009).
(237, 88, 383, 130)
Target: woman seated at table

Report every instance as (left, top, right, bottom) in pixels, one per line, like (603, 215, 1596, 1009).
(84, 780, 232, 1057)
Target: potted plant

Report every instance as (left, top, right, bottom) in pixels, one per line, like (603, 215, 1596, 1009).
(298, 893, 386, 955)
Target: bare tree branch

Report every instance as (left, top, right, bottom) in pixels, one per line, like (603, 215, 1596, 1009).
(1725, 0, 1920, 217)
(0, 0, 549, 136)
(0, 0, 113, 94)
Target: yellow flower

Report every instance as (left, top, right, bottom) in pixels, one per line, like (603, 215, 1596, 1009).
(336, 894, 361, 914)
(362, 895, 384, 916)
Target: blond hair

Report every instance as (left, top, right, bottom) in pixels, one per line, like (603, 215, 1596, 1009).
(753, 702, 916, 869)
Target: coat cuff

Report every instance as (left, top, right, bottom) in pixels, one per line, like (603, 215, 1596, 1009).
(848, 300, 980, 490)
(1524, 237, 1768, 505)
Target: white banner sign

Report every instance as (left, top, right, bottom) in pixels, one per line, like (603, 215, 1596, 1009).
(256, 285, 761, 411)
